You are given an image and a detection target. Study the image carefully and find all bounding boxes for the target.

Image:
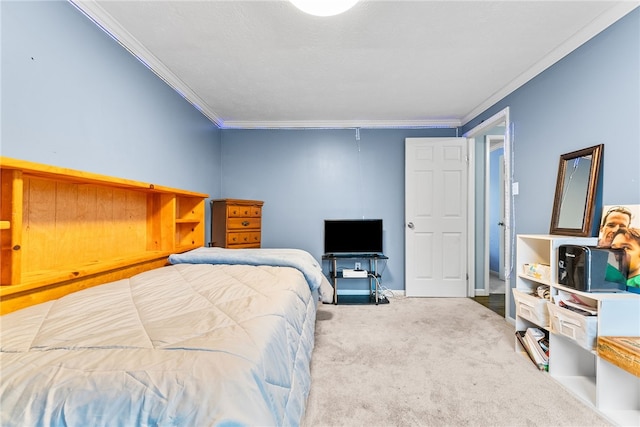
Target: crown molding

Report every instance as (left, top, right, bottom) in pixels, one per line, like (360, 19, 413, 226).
(68, 0, 460, 130)
(69, 0, 224, 127)
(70, 1, 638, 131)
(219, 118, 462, 129)
(462, 2, 640, 126)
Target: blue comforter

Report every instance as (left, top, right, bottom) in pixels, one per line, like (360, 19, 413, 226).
(169, 247, 326, 292)
(1, 252, 319, 426)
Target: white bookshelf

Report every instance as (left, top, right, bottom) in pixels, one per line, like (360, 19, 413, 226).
(515, 234, 640, 426)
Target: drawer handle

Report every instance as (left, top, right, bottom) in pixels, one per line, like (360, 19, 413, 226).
(242, 221, 250, 226)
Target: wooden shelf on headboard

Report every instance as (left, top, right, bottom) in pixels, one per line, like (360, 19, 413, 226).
(0, 157, 208, 314)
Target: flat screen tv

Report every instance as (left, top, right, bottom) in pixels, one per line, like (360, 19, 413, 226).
(324, 219, 383, 255)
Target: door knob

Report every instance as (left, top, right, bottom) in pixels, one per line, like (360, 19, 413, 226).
(407, 222, 415, 229)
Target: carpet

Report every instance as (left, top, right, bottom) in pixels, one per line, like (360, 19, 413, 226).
(302, 296, 610, 426)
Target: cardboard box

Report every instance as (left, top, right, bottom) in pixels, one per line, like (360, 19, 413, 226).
(523, 263, 551, 281)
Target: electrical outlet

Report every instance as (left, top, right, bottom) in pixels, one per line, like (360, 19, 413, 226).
(355, 262, 361, 270)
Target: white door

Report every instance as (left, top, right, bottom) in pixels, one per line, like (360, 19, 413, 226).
(405, 137, 468, 297)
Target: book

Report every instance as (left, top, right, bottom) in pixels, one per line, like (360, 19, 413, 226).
(560, 299, 598, 315)
(525, 327, 545, 342)
(525, 327, 549, 364)
(555, 291, 598, 315)
(516, 330, 548, 371)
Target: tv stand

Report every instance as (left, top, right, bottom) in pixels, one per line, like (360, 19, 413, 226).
(322, 253, 388, 305)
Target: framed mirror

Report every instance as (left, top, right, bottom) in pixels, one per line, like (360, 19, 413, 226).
(550, 144, 603, 236)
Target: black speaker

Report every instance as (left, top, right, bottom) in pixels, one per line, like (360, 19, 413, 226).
(558, 245, 627, 292)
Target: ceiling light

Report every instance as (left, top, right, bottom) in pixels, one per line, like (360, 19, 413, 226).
(289, 0, 360, 17)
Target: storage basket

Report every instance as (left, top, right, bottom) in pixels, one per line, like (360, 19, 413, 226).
(513, 288, 549, 327)
(548, 302, 598, 351)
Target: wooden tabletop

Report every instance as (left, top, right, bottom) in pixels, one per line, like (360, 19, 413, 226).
(597, 336, 640, 378)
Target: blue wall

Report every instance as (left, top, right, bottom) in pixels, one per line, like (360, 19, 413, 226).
(2, 1, 638, 301)
(463, 7, 640, 218)
(220, 128, 457, 293)
(1, 0, 221, 235)
(463, 7, 640, 315)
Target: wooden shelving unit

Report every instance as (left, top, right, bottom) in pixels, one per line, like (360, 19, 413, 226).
(0, 157, 208, 314)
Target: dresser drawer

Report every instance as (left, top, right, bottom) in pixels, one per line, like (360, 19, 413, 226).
(227, 231, 261, 246)
(227, 217, 261, 230)
(227, 205, 262, 217)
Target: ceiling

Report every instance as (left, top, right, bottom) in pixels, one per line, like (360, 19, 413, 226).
(71, 1, 638, 129)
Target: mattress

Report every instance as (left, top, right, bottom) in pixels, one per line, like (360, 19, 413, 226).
(0, 254, 319, 426)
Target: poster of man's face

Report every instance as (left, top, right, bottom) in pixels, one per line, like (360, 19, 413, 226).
(597, 205, 640, 248)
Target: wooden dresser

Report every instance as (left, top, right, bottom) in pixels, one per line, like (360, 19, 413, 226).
(210, 199, 264, 248)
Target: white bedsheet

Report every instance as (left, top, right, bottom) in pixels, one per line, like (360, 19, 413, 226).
(0, 262, 317, 426)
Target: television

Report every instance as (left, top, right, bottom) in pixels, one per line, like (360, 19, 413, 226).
(324, 219, 383, 255)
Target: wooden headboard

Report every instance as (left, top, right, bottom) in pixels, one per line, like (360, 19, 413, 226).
(0, 157, 208, 314)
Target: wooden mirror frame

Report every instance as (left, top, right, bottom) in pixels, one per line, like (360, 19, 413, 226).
(550, 144, 603, 236)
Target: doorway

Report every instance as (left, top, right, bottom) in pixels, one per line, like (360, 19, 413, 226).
(464, 107, 512, 319)
(487, 135, 506, 280)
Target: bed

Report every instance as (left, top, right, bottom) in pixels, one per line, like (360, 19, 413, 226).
(1, 247, 330, 426)
(0, 158, 331, 426)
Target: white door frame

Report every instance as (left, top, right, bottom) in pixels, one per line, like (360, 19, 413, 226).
(463, 107, 512, 319)
(486, 135, 506, 291)
(497, 149, 506, 281)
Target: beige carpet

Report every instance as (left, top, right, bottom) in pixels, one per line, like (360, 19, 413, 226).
(302, 296, 610, 427)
